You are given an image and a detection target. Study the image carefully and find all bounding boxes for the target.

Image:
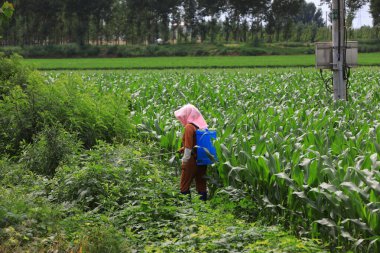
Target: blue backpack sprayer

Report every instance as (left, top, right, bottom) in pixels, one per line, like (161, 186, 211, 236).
(195, 129, 218, 165)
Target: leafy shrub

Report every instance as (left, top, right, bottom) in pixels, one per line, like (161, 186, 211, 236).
(52, 163, 130, 211)
(57, 212, 131, 253)
(0, 53, 30, 98)
(50, 142, 133, 211)
(0, 186, 67, 253)
(239, 47, 267, 56)
(0, 57, 133, 154)
(63, 44, 81, 57)
(34, 73, 133, 147)
(50, 141, 172, 211)
(193, 49, 209, 56)
(106, 45, 119, 56)
(81, 45, 101, 57)
(0, 158, 37, 186)
(77, 223, 129, 253)
(20, 124, 81, 177)
(146, 45, 159, 56)
(0, 84, 34, 154)
(0, 46, 23, 56)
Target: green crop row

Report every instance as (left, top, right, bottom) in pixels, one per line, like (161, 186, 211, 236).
(52, 69, 380, 252)
(22, 53, 380, 70)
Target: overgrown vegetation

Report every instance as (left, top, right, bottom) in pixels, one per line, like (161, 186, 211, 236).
(0, 141, 326, 252)
(0, 54, 326, 252)
(0, 42, 314, 58)
(1, 53, 379, 252)
(2, 39, 380, 59)
(0, 55, 133, 155)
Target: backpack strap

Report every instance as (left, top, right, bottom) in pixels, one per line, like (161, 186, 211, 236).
(190, 123, 199, 129)
(189, 123, 198, 158)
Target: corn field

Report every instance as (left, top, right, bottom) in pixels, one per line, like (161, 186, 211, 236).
(48, 69, 380, 251)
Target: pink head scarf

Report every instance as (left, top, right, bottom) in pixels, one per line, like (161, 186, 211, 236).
(174, 104, 208, 129)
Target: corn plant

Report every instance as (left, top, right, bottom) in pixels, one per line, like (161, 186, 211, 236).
(48, 69, 380, 251)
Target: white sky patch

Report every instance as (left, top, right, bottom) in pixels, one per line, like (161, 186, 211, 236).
(306, 0, 373, 28)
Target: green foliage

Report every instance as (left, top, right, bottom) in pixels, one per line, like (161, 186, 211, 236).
(28, 73, 133, 147)
(3, 137, 324, 252)
(20, 53, 380, 70)
(0, 0, 378, 48)
(0, 54, 327, 252)
(0, 185, 68, 253)
(0, 54, 30, 98)
(0, 1, 14, 23)
(1, 56, 378, 252)
(371, 0, 380, 26)
(20, 124, 81, 177)
(2, 41, 380, 59)
(0, 55, 133, 155)
(74, 69, 378, 251)
(61, 214, 130, 253)
(358, 39, 380, 53)
(0, 43, 316, 58)
(50, 140, 173, 212)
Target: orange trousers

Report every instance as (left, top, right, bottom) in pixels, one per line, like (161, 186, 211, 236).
(180, 161, 207, 193)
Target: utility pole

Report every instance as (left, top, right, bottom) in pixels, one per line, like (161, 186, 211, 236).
(316, 0, 356, 100)
(332, 0, 347, 100)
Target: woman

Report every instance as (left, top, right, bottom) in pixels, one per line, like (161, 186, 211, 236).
(174, 104, 208, 201)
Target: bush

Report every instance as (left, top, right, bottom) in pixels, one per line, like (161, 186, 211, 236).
(0, 158, 37, 186)
(63, 44, 81, 57)
(145, 45, 159, 56)
(0, 56, 133, 155)
(0, 53, 30, 98)
(81, 45, 101, 57)
(20, 124, 81, 177)
(0, 186, 67, 252)
(239, 47, 267, 56)
(194, 49, 209, 56)
(59, 213, 131, 253)
(50, 142, 145, 211)
(0, 46, 23, 56)
(77, 222, 129, 253)
(52, 163, 130, 211)
(0, 84, 34, 154)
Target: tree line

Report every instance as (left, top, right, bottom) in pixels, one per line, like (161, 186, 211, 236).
(0, 0, 379, 46)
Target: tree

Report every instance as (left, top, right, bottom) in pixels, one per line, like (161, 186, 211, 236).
(0, 1, 13, 23)
(152, 0, 181, 42)
(198, 0, 226, 16)
(313, 8, 325, 26)
(271, 0, 303, 41)
(346, 0, 369, 28)
(198, 0, 225, 42)
(65, 0, 93, 45)
(223, 17, 231, 42)
(295, 1, 325, 26)
(183, 0, 198, 42)
(320, 0, 369, 29)
(0, 1, 13, 39)
(296, 2, 317, 24)
(370, 0, 380, 26)
(226, 0, 269, 42)
(65, 0, 115, 45)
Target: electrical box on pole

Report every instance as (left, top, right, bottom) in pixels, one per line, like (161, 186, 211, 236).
(316, 41, 358, 69)
(315, 0, 358, 101)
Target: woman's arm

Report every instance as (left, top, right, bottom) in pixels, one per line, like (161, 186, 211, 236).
(182, 148, 192, 163)
(182, 124, 195, 165)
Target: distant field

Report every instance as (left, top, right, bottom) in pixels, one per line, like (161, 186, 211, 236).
(24, 53, 380, 70)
